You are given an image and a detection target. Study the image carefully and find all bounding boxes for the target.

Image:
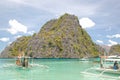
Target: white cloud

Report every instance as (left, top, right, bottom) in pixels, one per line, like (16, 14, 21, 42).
(8, 41, 12, 45)
(108, 40, 118, 46)
(14, 35, 22, 39)
(27, 31, 35, 35)
(107, 34, 120, 38)
(9, 0, 99, 17)
(96, 40, 104, 44)
(7, 19, 27, 34)
(79, 18, 95, 29)
(0, 37, 10, 42)
(9, 0, 25, 4)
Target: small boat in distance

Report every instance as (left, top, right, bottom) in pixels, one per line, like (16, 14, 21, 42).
(80, 57, 89, 61)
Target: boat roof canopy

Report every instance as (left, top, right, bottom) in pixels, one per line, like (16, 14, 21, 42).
(103, 55, 120, 62)
(105, 59, 120, 62)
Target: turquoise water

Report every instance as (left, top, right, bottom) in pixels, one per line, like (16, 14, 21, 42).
(0, 58, 119, 80)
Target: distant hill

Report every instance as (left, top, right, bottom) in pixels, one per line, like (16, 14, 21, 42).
(109, 44, 120, 55)
(96, 45, 106, 55)
(100, 45, 111, 53)
(0, 13, 100, 58)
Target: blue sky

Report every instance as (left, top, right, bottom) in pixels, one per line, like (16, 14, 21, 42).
(0, 0, 120, 52)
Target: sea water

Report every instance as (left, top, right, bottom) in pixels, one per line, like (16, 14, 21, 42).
(0, 58, 119, 80)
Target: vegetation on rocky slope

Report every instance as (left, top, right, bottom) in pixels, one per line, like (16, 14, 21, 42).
(109, 44, 120, 55)
(0, 36, 31, 58)
(0, 13, 100, 58)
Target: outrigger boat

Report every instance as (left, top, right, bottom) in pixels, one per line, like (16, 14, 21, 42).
(96, 55, 120, 73)
(15, 52, 32, 68)
(81, 55, 120, 79)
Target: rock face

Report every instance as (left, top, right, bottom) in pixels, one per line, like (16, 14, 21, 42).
(109, 44, 120, 55)
(0, 36, 31, 58)
(0, 13, 99, 58)
(96, 45, 106, 56)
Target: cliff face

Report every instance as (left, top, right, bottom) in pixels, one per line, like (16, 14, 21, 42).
(0, 13, 99, 58)
(109, 44, 120, 55)
(0, 36, 31, 58)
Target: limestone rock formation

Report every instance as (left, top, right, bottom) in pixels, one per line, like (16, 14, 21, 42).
(0, 13, 99, 58)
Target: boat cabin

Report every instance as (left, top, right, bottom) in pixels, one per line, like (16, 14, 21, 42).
(100, 55, 120, 70)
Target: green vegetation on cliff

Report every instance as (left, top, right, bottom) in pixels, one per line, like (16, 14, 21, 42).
(0, 36, 31, 58)
(109, 44, 120, 55)
(0, 13, 100, 58)
(9, 36, 31, 56)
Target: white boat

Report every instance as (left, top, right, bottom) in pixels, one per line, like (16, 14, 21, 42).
(80, 58, 89, 61)
(95, 55, 120, 75)
(81, 55, 120, 79)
